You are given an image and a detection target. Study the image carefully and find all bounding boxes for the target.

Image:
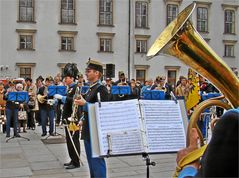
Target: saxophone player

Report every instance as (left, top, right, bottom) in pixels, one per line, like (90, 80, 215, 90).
(54, 63, 81, 169)
(74, 59, 109, 178)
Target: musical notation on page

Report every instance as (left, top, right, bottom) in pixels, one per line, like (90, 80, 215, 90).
(140, 100, 186, 153)
(95, 99, 143, 156)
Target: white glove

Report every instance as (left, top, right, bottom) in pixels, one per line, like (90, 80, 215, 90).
(54, 94, 63, 100)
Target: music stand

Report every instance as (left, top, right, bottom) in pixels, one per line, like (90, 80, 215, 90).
(44, 86, 67, 139)
(6, 92, 30, 142)
(142, 153, 156, 178)
(143, 90, 165, 100)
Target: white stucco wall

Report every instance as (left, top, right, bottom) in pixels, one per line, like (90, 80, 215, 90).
(0, 0, 238, 82)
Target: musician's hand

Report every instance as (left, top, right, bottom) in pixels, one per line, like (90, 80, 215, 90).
(54, 94, 63, 100)
(176, 128, 200, 169)
(74, 95, 86, 106)
(77, 120, 83, 127)
(20, 103, 24, 108)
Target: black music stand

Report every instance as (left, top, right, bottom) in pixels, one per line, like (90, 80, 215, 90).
(6, 92, 30, 143)
(44, 86, 67, 139)
(142, 153, 156, 178)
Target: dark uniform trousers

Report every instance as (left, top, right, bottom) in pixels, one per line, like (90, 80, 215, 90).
(62, 83, 80, 167)
(81, 81, 109, 178)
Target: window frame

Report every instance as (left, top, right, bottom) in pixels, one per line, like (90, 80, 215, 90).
(224, 10, 235, 34)
(224, 44, 235, 57)
(165, 66, 180, 89)
(222, 4, 238, 35)
(135, 35, 150, 54)
(223, 40, 237, 58)
(58, 31, 78, 52)
(135, 1, 148, 28)
(16, 63, 36, 79)
(60, 0, 76, 25)
(18, 0, 35, 23)
(16, 29, 36, 51)
(166, 4, 178, 25)
(97, 32, 115, 53)
(98, 0, 113, 26)
(197, 7, 208, 32)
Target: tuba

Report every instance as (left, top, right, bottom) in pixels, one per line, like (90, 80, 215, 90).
(147, 3, 239, 146)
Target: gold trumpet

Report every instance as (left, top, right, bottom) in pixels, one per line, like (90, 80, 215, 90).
(147, 3, 239, 146)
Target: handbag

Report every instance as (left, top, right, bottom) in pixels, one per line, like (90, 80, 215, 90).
(18, 109, 27, 120)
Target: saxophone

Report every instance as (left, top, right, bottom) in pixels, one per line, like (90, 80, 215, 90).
(68, 83, 83, 122)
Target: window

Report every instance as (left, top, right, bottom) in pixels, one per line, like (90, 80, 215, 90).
(197, 7, 208, 32)
(16, 63, 36, 79)
(167, 70, 177, 87)
(100, 38, 112, 52)
(165, 66, 180, 89)
(224, 10, 235, 34)
(58, 31, 78, 51)
(16, 29, 36, 50)
(97, 32, 115, 53)
(61, 0, 75, 24)
(135, 1, 148, 28)
(19, 0, 34, 22)
(135, 35, 150, 53)
(136, 69, 146, 83)
(20, 67, 31, 79)
(61, 37, 73, 50)
(224, 44, 234, 57)
(99, 0, 113, 26)
(136, 40, 147, 53)
(20, 35, 33, 49)
(167, 4, 178, 25)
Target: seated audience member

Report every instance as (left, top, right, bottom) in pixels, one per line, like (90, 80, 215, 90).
(176, 109, 238, 178)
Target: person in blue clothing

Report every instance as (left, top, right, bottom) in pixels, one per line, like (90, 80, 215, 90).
(75, 58, 109, 178)
(176, 108, 239, 178)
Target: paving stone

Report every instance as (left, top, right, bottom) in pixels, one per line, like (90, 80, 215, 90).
(0, 167, 32, 177)
(30, 161, 62, 171)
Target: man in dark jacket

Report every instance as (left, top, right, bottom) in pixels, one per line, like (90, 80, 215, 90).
(75, 58, 109, 178)
(54, 63, 81, 169)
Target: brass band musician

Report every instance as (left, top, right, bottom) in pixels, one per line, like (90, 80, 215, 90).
(54, 63, 81, 169)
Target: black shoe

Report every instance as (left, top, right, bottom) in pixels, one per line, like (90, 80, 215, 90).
(65, 164, 80, 169)
(14, 134, 21, 137)
(41, 133, 47, 137)
(64, 161, 72, 166)
(6, 134, 10, 138)
(49, 133, 55, 136)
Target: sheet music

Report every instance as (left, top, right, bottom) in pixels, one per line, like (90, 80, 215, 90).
(95, 99, 143, 156)
(139, 100, 186, 153)
(107, 129, 144, 155)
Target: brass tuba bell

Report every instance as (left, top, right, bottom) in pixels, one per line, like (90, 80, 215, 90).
(147, 3, 239, 146)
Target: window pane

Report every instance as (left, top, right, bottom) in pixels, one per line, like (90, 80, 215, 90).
(26, 8, 33, 21)
(20, 7, 27, 21)
(225, 10, 235, 33)
(225, 45, 234, 57)
(167, 4, 178, 25)
(197, 7, 208, 32)
(135, 1, 148, 28)
(20, 0, 27, 6)
(99, 0, 112, 25)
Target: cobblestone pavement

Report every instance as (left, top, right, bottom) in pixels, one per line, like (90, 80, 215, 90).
(0, 125, 177, 178)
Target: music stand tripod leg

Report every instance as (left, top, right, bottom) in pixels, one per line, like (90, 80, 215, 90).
(6, 135, 30, 143)
(44, 116, 64, 140)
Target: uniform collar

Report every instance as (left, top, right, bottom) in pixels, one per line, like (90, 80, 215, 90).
(89, 80, 101, 88)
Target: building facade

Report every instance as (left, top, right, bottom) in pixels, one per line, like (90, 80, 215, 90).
(0, 0, 238, 87)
